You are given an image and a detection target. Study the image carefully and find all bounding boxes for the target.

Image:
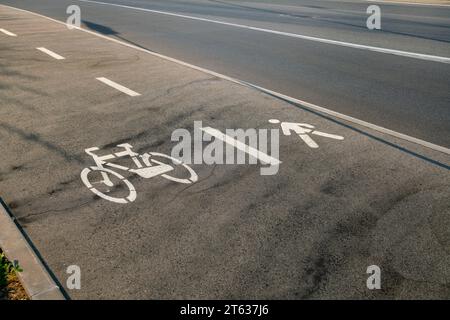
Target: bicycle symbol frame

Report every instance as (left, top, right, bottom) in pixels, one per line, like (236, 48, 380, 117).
(80, 143, 198, 204)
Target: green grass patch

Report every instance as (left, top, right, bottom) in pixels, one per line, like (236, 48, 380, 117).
(0, 250, 28, 300)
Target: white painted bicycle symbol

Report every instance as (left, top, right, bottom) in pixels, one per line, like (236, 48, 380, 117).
(80, 143, 198, 204)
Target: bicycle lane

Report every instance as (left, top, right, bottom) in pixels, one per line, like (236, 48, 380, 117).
(0, 5, 449, 299)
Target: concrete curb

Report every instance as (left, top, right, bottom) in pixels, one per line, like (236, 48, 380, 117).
(0, 198, 66, 300)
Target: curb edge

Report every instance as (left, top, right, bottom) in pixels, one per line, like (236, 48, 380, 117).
(0, 198, 66, 300)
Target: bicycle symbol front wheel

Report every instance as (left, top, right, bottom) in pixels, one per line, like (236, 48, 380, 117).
(80, 167, 137, 204)
(141, 152, 198, 184)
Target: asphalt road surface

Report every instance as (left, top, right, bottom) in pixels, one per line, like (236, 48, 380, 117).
(0, 1, 449, 300)
(1, 0, 450, 148)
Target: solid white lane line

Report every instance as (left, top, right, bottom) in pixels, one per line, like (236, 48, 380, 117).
(36, 47, 65, 60)
(0, 28, 17, 36)
(96, 77, 141, 96)
(3, 4, 449, 155)
(76, 0, 450, 64)
(201, 127, 282, 165)
(367, 0, 450, 7)
(246, 82, 450, 155)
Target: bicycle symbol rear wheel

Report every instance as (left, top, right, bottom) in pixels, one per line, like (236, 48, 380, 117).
(80, 166, 136, 204)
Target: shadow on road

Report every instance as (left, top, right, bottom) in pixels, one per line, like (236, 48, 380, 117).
(81, 20, 159, 53)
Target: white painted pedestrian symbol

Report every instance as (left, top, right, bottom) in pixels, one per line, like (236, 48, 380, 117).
(269, 119, 344, 148)
(80, 143, 198, 204)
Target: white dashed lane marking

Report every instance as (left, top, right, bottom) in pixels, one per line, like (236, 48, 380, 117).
(0, 28, 17, 36)
(2, 4, 449, 155)
(96, 77, 141, 97)
(36, 47, 65, 60)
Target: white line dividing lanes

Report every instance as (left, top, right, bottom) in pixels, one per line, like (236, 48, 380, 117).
(2, 4, 449, 156)
(0, 28, 17, 36)
(36, 47, 65, 60)
(76, 0, 450, 64)
(366, 0, 450, 7)
(96, 77, 141, 97)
